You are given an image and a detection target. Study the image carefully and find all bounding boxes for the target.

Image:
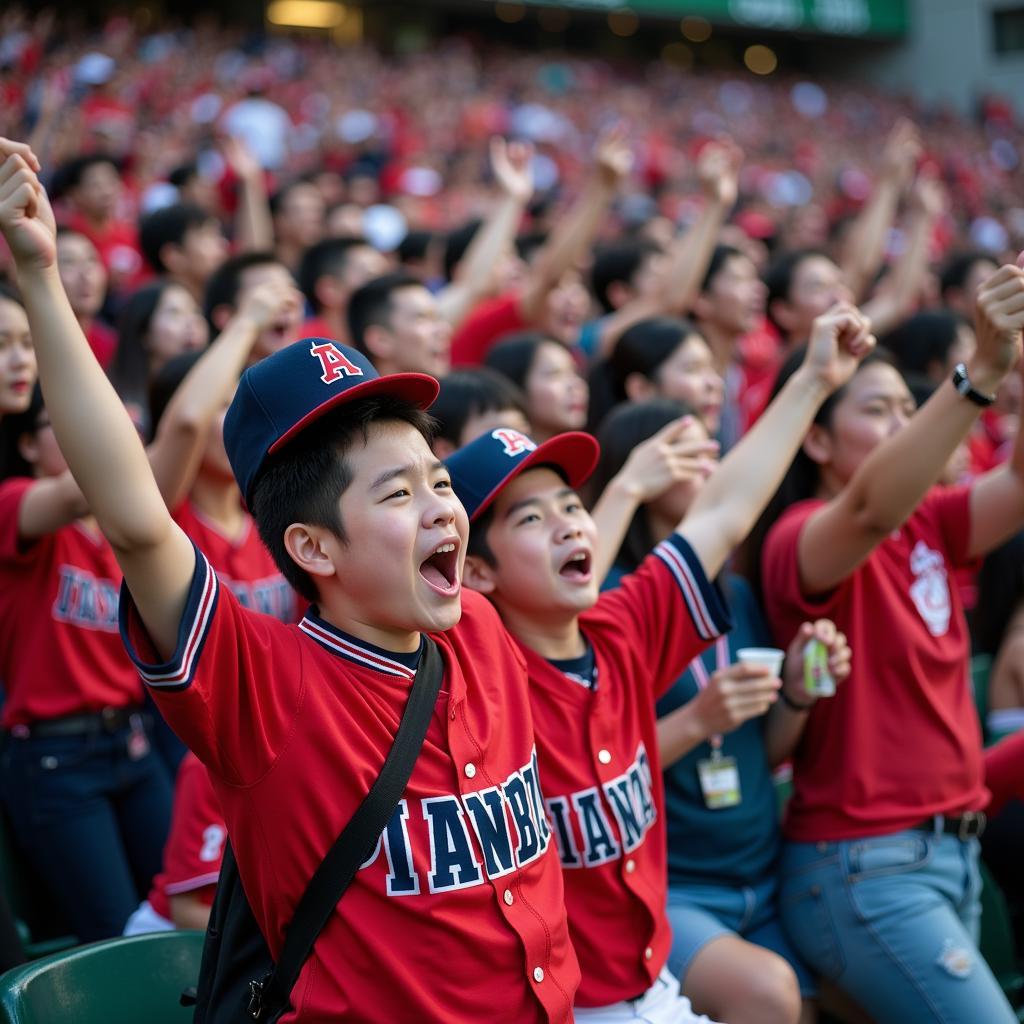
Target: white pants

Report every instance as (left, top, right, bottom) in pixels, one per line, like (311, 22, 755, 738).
(575, 968, 719, 1023)
(122, 899, 175, 936)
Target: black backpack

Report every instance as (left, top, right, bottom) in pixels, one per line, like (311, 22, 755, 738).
(184, 637, 444, 1022)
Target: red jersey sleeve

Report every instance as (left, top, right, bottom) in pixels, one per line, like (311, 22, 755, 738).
(0, 477, 47, 564)
(592, 532, 731, 698)
(162, 754, 226, 898)
(118, 545, 305, 783)
(450, 292, 527, 368)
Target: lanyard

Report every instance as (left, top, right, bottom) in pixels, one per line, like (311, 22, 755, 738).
(689, 635, 730, 758)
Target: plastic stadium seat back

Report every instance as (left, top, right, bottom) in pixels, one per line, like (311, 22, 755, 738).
(0, 930, 204, 1024)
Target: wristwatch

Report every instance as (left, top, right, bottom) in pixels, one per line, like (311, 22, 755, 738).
(952, 363, 995, 407)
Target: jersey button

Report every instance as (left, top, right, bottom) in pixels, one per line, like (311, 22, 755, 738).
(503, 889, 514, 906)
(533, 967, 545, 983)
(644, 947, 653, 961)
(464, 763, 477, 779)
(625, 858, 636, 873)
(597, 749, 612, 765)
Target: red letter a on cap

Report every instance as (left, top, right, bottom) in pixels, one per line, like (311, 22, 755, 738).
(310, 342, 364, 384)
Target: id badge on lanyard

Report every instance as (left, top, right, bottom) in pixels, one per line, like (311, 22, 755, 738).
(691, 637, 742, 809)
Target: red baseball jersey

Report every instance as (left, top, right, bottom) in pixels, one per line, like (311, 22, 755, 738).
(519, 534, 730, 1007)
(174, 501, 299, 623)
(762, 488, 988, 841)
(120, 549, 579, 1022)
(148, 753, 225, 922)
(0, 477, 142, 728)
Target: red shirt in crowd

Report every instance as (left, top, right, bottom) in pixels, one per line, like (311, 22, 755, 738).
(121, 553, 579, 1022)
(173, 501, 299, 624)
(450, 291, 527, 367)
(0, 477, 142, 728)
(522, 534, 730, 1007)
(148, 753, 225, 923)
(86, 319, 117, 369)
(761, 488, 988, 841)
(62, 211, 148, 291)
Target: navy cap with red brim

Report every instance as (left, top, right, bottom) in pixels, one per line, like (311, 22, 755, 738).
(445, 427, 600, 522)
(224, 337, 439, 507)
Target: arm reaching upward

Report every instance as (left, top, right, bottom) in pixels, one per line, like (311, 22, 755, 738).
(680, 303, 876, 579)
(0, 139, 195, 657)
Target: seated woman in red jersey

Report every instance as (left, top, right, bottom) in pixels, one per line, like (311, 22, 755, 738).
(124, 753, 225, 935)
(744, 264, 1024, 1024)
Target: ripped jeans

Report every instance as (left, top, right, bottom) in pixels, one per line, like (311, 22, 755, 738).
(778, 829, 1016, 1023)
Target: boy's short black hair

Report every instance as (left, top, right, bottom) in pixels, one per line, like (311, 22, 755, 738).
(346, 272, 423, 355)
(590, 238, 664, 314)
(203, 251, 281, 325)
(432, 369, 527, 448)
(50, 153, 119, 199)
(700, 244, 745, 294)
(442, 220, 482, 283)
(398, 229, 434, 265)
(139, 203, 216, 273)
(297, 237, 370, 310)
(251, 396, 437, 602)
(939, 251, 996, 301)
(168, 163, 198, 189)
(269, 176, 317, 217)
(763, 248, 826, 333)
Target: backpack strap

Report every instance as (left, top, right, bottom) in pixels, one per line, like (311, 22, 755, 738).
(251, 635, 445, 1020)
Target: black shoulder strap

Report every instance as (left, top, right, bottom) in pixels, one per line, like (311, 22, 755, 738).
(255, 636, 445, 1019)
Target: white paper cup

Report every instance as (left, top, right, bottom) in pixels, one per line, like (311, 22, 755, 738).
(736, 647, 785, 676)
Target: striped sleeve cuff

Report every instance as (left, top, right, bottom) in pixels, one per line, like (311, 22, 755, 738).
(119, 546, 219, 692)
(654, 533, 732, 641)
(164, 871, 221, 895)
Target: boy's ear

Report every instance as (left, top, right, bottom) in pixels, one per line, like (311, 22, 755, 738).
(462, 554, 497, 595)
(802, 424, 832, 467)
(624, 371, 656, 403)
(362, 323, 393, 364)
(284, 523, 339, 582)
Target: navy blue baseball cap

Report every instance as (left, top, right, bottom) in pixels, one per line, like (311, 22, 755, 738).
(445, 427, 600, 522)
(224, 337, 438, 506)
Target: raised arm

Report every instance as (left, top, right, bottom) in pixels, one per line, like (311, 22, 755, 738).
(681, 304, 875, 580)
(150, 278, 301, 511)
(862, 172, 945, 337)
(592, 140, 742, 360)
(221, 135, 274, 254)
(839, 118, 920, 303)
(519, 126, 632, 323)
(796, 265, 1024, 594)
(437, 138, 534, 330)
(589, 416, 719, 581)
(0, 139, 194, 657)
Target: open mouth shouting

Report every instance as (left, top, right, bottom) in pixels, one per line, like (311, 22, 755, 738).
(558, 548, 593, 584)
(419, 539, 461, 596)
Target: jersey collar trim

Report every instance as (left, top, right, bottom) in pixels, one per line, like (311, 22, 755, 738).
(298, 612, 421, 680)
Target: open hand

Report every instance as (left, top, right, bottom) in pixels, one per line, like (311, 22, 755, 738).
(235, 279, 303, 334)
(614, 415, 719, 503)
(490, 136, 535, 204)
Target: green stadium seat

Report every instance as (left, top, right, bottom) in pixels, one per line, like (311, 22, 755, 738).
(0, 930, 204, 1024)
(0, 808, 76, 960)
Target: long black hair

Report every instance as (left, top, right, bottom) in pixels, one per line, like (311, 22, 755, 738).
(974, 531, 1024, 655)
(587, 316, 701, 434)
(738, 345, 898, 600)
(0, 382, 44, 482)
(108, 281, 174, 411)
(589, 397, 696, 573)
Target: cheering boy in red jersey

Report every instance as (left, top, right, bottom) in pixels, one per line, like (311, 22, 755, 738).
(0, 138, 579, 1022)
(447, 304, 869, 1021)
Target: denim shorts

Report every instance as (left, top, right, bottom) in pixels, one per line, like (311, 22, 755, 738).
(665, 872, 816, 997)
(777, 828, 1016, 1023)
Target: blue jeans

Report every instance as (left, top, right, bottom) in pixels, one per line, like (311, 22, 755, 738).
(1, 722, 172, 943)
(779, 829, 1016, 1023)
(666, 874, 816, 997)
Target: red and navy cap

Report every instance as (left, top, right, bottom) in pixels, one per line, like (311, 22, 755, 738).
(224, 337, 438, 506)
(445, 427, 600, 522)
